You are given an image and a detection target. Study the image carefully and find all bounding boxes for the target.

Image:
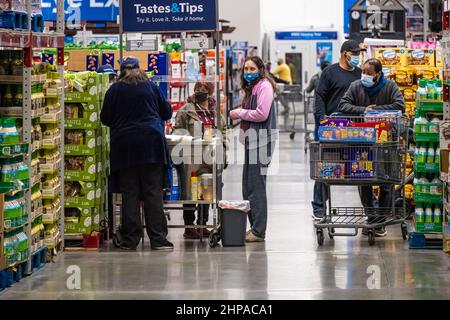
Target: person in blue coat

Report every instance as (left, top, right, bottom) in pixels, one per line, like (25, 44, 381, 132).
(100, 57, 174, 251)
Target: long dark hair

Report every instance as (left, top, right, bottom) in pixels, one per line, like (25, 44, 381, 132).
(118, 68, 149, 85)
(241, 56, 276, 96)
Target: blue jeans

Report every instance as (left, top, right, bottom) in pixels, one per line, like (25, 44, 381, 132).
(311, 116, 328, 214)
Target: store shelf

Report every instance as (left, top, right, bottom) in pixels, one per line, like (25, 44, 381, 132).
(41, 134, 62, 149)
(0, 143, 28, 157)
(415, 222, 443, 234)
(416, 101, 444, 113)
(40, 110, 62, 124)
(39, 158, 62, 175)
(415, 162, 440, 173)
(0, 74, 47, 84)
(0, 29, 64, 49)
(42, 183, 61, 200)
(414, 132, 440, 142)
(42, 206, 62, 225)
(64, 234, 83, 241)
(4, 222, 27, 233)
(414, 193, 443, 204)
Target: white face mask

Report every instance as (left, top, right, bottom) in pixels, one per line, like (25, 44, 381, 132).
(361, 74, 375, 88)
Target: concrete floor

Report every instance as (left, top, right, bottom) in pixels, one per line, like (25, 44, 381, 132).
(1, 132, 449, 300)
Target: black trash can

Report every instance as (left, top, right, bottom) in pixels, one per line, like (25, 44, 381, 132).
(219, 201, 250, 247)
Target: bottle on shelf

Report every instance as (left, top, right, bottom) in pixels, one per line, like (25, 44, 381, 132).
(435, 147, 440, 165)
(425, 206, 434, 223)
(415, 205, 424, 223)
(429, 117, 440, 134)
(419, 175, 430, 194)
(190, 171, 199, 201)
(427, 79, 437, 100)
(417, 78, 428, 101)
(415, 115, 429, 134)
(433, 207, 442, 224)
(426, 144, 435, 164)
(431, 177, 442, 196)
(417, 144, 427, 164)
(435, 79, 443, 101)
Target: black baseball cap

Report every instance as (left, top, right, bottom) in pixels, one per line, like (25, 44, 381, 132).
(341, 40, 367, 53)
(97, 64, 117, 75)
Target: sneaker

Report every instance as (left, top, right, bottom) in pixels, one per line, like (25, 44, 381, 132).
(374, 228, 387, 238)
(183, 228, 201, 239)
(312, 210, 325, 221)
(118, 245, 137, 251)
(245, 232, 265, 243)
(151, 240, 174, 251)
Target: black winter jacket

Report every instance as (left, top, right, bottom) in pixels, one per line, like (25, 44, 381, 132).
(338, 80, 405, 115)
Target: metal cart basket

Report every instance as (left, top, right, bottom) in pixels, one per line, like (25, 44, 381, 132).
(310, 113, 410, 246)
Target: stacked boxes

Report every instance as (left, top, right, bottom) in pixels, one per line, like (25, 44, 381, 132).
(64, 72, 109, 236)
(376, 47, 442, 118)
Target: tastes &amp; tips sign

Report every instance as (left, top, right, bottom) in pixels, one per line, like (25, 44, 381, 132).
(120, 0, 218, 33)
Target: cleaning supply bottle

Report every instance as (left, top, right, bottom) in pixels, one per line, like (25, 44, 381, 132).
(436, 79, 443, 101)
(190, 172, 199, 201)
(426, 144, 435, 164)
(431, 177, 443, 196)
(434, 207, 442, 224)
(427, 79, 437, 100)
(417, 78, 428, 101)
(166, 164, 181, 201)
(425, 206, 434, 223)
(418, 145, 427, 164)
(415, 206, 425, 223)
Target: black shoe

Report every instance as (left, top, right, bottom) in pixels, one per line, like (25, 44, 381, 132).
(312, 210, 325, 221)
(119, 245, 137, 251)
(151, 240, 174, 251)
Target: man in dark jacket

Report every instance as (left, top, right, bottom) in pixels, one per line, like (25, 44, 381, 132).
(305, 60, 331, 95)
(312, 40, 365, 220)
(338, 58, 405, 238)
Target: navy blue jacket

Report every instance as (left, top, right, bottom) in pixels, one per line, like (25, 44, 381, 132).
(100, 80, 173, 173)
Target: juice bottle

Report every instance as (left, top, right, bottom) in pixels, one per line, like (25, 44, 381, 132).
(419, 176, 430, 194)
(431, 177, 442, 195)
(426, 144, 435, 164)
(415, 206, 425, 223)
(435, 147, 441, 165)
(434, 207, 442, 224)
(425, 206, 434, 223)
(427, 79, 437, 100)
(435, 80, 443, 101)
(417, 78, 428, 101)
(417, 145, 427, 164)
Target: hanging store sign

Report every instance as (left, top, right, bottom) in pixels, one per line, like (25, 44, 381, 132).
(42, 0, 119, 22)
(126, 39, 159, 51)
(275, 32, 338, 41)
(182, 37, 213, 50)
(120, 0, 218, 33)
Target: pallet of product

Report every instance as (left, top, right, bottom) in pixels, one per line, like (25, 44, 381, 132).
(409, 232, 443, 250)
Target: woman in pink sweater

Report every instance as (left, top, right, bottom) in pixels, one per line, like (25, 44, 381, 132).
(230, 56, 278, 242)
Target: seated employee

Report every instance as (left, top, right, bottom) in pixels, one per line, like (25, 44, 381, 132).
(338, 58, 405, 238)
(173, 81, 227, 239)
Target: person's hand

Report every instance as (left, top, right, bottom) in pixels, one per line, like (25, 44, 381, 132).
(230, 109, 241, 120)
(366, 105, 376, 111)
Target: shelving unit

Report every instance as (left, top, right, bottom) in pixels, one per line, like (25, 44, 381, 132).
(0, 0, 65, 275)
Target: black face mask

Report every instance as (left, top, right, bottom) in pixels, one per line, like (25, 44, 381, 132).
(194, 92, 209, 103)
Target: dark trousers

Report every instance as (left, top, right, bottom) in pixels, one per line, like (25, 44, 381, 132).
(243, 147, 269, 238)
(311, 117, 328, 215)
(359, 185, 392, 223)
(118, 164, 168, 248)
(183, 204, 210, 226)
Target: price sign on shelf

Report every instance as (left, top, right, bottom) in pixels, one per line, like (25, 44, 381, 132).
(126, 39, 158, 51)
(182, 37, 213, 50)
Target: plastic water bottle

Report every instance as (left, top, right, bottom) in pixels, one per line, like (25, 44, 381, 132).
(425, 206, 434, 223)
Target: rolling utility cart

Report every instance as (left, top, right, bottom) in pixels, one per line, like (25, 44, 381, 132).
(310, 112, 410, 246)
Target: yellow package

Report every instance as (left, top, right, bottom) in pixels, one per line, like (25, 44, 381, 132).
(383, 67, 395, 81)
(414, 66, 441, 81)
(407, 49, 435, 66)
(401, 87, 417, 102)
(375, 48, 407, 66)
(405, 102, 416, 117)
(393, 67, 415, 86)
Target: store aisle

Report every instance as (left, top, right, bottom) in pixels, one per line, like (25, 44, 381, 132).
(1, 134, 449, 300)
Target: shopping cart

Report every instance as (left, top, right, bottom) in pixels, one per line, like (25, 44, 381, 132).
(310, 113, 410, 246)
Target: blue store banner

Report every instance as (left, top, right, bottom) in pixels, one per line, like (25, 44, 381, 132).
(148, 53, 168, 99)
(42, 53, 54, 65)
(316, 43, 333, 66)
(275, 32, 338, 41)
(102, 53, 115, 67)
(42, 0, 119, 21)
(121, 0, 217, 33)
(87, 55, 99, 71)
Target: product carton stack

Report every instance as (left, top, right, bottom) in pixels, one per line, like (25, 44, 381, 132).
(64, 72, 110, 238)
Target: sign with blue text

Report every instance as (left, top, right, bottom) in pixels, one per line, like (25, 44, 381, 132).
(42, 0, 119, 22)
(275, 32, 338, 41)
(120, 0, 218, 33)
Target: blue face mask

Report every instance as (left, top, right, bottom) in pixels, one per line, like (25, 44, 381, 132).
(348, 55, 360, 68)
(244, 72, 260, 83)
(361, 74, 375, 88)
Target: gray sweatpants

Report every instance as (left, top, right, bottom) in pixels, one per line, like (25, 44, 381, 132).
(243, 147, 269, 239)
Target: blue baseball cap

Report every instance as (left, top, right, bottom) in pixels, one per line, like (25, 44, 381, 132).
(97, 64, 117, 75)
(120, 57, 140, 71)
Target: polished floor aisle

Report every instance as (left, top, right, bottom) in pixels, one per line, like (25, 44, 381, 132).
(1, 133, 449, 300)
